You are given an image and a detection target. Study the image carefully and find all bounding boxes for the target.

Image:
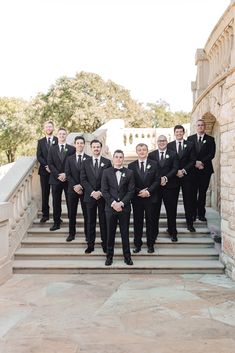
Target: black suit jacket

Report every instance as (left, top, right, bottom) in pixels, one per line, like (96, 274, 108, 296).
(47, 144, 76, 185)
(80, 156, 112, 203)
(36, 136, 58, 176)
(65, 153, 90, 193)
(128, 159, 160, 203)
(187, 133, 215, 174)
(167, 139, 196, 180)
(148, 149, 179, 189)
(101, 167, 135, 212)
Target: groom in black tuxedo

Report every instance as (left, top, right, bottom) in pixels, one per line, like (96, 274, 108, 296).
(128, 143, 160, 253)
(47, 128, 75, 231)
(36, 121, 58, 223)
(167, 125, 197, 234)
(101, 150, 135, 266)
(65, 136, 90, 242)
(80, 139, 111, 253)
(187, 119, 216, 221)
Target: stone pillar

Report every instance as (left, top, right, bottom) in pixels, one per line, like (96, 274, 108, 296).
(195, 49, 209, 97)
(0, 202, 13, 284)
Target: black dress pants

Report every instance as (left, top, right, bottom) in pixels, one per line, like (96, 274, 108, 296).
(51, 182, 68, 225)
(68, 192, 87, 239)
(40, 174, 50, 218)
(86, 198, 107, 248)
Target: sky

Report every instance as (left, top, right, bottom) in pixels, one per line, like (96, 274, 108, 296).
(0, 0, 231, 112)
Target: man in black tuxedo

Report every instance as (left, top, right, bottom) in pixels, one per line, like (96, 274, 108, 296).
(36, 121, 58, 223)
(188, 119, 216, 221)
(148, 135, 179, 242)
(80, 139, 111, 253)
(65, 136, 90, 242)
(47, 128, 75, 231)
(101, 150, 135, 266)
(167, 125, 197, 235)
(128, 143, 160, 253)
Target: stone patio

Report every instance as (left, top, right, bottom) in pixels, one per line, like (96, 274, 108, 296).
(0, 273, 235, 353)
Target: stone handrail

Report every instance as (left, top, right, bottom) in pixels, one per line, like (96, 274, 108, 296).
(0, 162, 15, 181)
(0, 157, 40, 283)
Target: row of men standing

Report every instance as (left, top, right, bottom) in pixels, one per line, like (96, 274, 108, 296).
(37, 120, 215, 265)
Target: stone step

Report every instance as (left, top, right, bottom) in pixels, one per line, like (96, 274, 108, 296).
(13, 259, 224, 274)
(14, 247, 219, 261)
(21, 236, 215, 248)
(27, 226, 210, 237)
(33, 218, 207, 228)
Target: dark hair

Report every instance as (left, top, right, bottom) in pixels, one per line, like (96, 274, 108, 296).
(74, 135, 85, 143)
(113, 149, 124, 157)
(44, 120, 54, 127)
(90, 139, 102, 147)
(196, 119, 205, 125)
(58, 127, 67, 133)
(136, 143, 148, 150)
(174, 124, 185, 132)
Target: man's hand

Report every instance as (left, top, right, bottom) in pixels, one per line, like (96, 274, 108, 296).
(112, 201, 123, 212)
(161, 177, 167, 186)
(176, 170, 184, 178)
(195, 161, 204, 170)
(58, 173, 66, 182)
(138, 188, 150, 198)
(91, 191, 102, 200)
(74, 184, 83, 195)
(45, 165, 50, 173)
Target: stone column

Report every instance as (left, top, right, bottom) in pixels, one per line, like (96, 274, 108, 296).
(0, 202, 13, 284)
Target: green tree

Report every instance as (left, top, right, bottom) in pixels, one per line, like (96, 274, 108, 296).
(0, 97, 32, 163)
(28, 71, 153, 134)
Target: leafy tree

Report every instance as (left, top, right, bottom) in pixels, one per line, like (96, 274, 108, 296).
(0, 97, 32, 163)
(28, 71, 153, 134)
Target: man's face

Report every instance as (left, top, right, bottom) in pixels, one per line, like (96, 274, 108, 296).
(136, 145, 148, 160)
(157, 137, 168, 151)
(174, 128, 184, 141)
(91, 142, 101, 157)
(75, 139, 85, 153)
(44, 123, 54, 136)
(113, 153, 124, 168)
(196, 121, 205, 135)
(57, 129, 67, 144)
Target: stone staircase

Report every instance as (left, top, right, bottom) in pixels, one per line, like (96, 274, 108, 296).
(13, 202, 224, 274)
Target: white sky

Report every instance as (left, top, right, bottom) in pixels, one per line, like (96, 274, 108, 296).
(0, 0, 231, 112)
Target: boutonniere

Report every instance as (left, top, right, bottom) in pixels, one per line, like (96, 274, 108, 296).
(83, 157, 86, 161)
(203, 140, 206, 144)
(184, 144, 187, 148)
(121, 172, 126, 177)
(52, 140, 55, 145)
(146, 164, 151, 170)
(100, 162, 105, 167)
(64, 148, 68, 152)
(165, 154, 169, 159)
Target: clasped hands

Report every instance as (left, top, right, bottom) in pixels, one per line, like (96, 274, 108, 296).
(58, 173, 66, 182)
(176, 169, 185, 178)
(73, 184, 83, 195)
(112, 201, 124, 212)
(195, 161, 204, 170)
(91, 190, 102, 200)
(138, 188, 150, 198)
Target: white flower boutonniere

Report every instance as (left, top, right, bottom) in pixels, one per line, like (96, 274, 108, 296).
(64, 148, 68, 152)
(83, 157, 86, 161)
(146, 164, 151, 170)
(52, 140, 55, 145)
(165, 154, 169, 159)
(203, 140, 206, 144)
(121, 172, 126, 178)
(184, 144, 187, 148)
(100, 162, 105, 167)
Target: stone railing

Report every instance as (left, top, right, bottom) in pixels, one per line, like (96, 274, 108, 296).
(0, 157, 40, 283)
(0, 162, 15, 181)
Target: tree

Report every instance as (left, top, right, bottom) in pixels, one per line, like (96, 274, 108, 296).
(0, 97, 32, 163)
(147, 99, 190, 128)
(28, 71, 153, 134)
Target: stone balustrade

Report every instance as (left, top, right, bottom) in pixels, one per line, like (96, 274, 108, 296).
(0, 157, 40, 283)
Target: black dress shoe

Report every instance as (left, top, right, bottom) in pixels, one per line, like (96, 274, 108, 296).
(198, 216, 207, 222)
(40, 216, 49, 223)
(50, 224, 60, 231)
(85, 246, 94, 254)
(187, 225, 196, 232)
(171, 235, 178, 242)
(66, 234, 75, 242)
(124, 257, 133, 265)
(133, 247, 141, 253)
(147, 246, 155, 253)
(105, 257, 113, 266)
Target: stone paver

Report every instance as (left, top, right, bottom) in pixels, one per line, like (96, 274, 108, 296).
(0, 274, 235, 353)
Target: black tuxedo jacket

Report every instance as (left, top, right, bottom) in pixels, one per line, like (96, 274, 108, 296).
(36, 136, 58, 176)
(65, 153, 90, 193)
(128, 159, 160, 203)
(47, 144, 76, 185)
(101, 167, 135, 212)
(148, 149, 179, 189)
(80, 156, 112, 203)
(167, 139, 196, 180)
(187, 133, 215, 174)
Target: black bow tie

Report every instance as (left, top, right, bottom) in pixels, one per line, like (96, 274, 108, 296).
(114, 168, 124, 173)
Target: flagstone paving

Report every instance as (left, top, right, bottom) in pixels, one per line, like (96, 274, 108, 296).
(0, 273, 234, 353)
